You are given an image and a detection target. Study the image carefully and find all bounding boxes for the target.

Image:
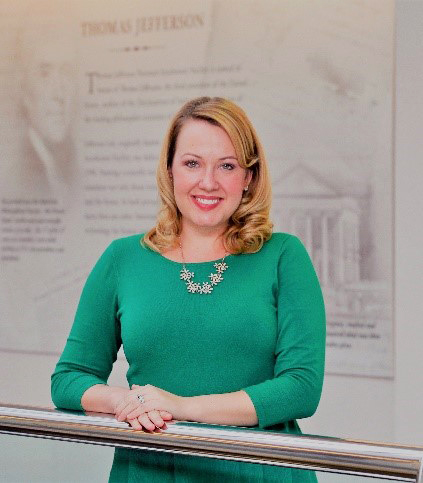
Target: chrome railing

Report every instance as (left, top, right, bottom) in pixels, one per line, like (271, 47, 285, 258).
(1, 403, 422, 482)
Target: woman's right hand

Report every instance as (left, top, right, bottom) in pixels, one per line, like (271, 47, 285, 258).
(127, 409, 173, 431)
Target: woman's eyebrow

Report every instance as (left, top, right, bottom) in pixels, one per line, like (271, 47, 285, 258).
(219, 156, 238, 161)
(181, 152, 201, 158)
(181, 153, 238, 161)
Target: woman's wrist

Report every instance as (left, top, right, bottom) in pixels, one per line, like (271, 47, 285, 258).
(81, 384, 129, 414)
(174, 391, 258, 427)
(182, 395, 202, 422)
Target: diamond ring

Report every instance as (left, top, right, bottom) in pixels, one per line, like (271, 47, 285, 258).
(136, 394, 145, 404)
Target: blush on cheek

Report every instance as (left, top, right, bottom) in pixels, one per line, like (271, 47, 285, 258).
(226, 177, 247, 196)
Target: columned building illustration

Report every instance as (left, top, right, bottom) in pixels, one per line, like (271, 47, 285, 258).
(273, 164, 363, 288)
(273, 163, 391, 369)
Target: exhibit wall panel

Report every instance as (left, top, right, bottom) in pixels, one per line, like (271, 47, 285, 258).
(0, 0, 395, 379)
(1, 0, 422, 460)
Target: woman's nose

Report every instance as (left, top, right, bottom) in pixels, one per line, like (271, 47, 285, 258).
(198, 168, 219, 191)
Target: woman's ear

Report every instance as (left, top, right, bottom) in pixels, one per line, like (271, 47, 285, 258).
(244, 169, 253, 189)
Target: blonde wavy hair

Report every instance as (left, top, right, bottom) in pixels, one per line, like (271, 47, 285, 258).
(143, 96, 273, 254)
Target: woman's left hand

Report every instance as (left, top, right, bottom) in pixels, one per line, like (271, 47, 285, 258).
(115, 384, 185, 423)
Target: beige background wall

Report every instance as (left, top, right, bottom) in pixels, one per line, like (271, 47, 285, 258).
(0, 0, 422, 481)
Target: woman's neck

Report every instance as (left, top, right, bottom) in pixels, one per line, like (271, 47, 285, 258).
(179, 233, 226, 263)
(162, 223, 227, 263)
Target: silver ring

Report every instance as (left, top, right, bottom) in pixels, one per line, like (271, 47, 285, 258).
(136, 394, 145, 404)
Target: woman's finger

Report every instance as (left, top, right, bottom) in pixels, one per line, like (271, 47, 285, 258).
(115, 402, 131, 421)
(125, 403, 150, 421)
(147, 410, 164, 428)
(117, 400, 139, 422)
(115, 398, 133, 418)
(138, 413, 156, 432)
(159, 410, 173, 420)
(127, 418, 142, 430)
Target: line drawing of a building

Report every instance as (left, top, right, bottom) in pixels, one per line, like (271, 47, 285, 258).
(273, 163, 393, 377)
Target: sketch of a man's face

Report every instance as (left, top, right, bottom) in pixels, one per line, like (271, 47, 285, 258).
(21, 32, 75, 147)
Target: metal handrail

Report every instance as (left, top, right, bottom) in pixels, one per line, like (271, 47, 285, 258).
(1, 403, 422, 481)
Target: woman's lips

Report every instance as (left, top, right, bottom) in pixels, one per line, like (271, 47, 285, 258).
(191, 195, 222, 211)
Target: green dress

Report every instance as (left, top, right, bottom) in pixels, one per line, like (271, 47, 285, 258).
(51, 233, 326, 482)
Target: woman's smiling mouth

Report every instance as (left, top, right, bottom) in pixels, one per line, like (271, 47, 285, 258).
(192, 195, 222, 210)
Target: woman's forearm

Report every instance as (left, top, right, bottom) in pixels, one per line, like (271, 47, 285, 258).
(82, 384, 258, 428)
(184, 390, 258, 427)
(81, 384, 128, 414)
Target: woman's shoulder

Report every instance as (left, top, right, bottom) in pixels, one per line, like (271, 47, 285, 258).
(97, 233, 163, 273)
(108, 233, 144, 251)
(103, 233, 155, 261)
(255, 232, 311, 267)
(263, 232, 305, 252)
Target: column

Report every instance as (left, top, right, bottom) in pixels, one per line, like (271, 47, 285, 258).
(321, 214, 329, 287)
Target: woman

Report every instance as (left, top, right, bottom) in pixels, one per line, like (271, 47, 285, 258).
(51, 96, 326, 482)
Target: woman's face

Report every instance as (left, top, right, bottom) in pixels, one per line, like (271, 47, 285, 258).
(171, 119, 252, 235)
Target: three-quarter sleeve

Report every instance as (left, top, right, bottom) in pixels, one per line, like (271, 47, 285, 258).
(51, 242, 122, 410)
(243, 235, 326, 429)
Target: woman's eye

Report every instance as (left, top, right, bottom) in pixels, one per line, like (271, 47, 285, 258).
(221, 163, 235, 170)
(185, 160, 199, 168)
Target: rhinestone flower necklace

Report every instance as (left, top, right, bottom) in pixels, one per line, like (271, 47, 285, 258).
(179, 240, 228, 294)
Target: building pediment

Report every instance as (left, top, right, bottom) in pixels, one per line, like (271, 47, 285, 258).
(274, 164, 339, 196)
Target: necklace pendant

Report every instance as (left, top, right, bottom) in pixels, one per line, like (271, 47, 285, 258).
(180, 267, 194, 281)
(187, 281, 201, 293)
(209, 272, 223, 286)
(214, 261, 228, 273)
(201, 282, 213, 294)
(179, 239, 229, 295)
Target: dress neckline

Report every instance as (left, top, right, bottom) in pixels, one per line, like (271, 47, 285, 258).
(139, 234, 235, 265)
(156, 250, 233, 266)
